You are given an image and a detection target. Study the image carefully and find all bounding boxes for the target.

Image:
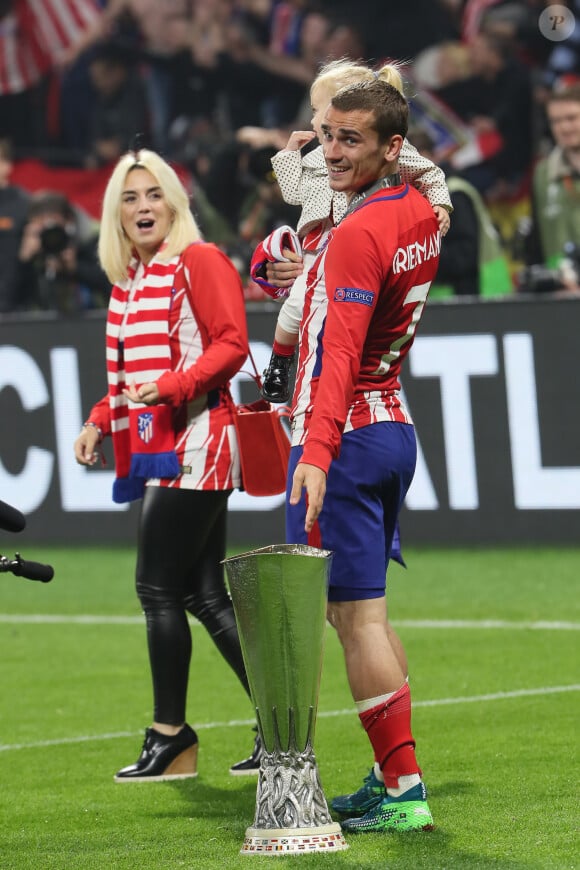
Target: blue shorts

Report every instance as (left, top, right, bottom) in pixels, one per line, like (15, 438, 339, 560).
(286, 422, 416, 602)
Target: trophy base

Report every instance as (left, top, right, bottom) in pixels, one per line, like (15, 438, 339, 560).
(240, 822, 348, 855)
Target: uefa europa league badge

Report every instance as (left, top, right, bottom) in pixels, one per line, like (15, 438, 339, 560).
(223, 544, 348, 856)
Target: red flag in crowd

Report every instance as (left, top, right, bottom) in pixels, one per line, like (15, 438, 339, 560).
(10, 158, 195, 221)
(0, 0, 101, 95)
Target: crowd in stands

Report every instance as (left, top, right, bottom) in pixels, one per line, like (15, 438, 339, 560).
(1, 0, 580, 314)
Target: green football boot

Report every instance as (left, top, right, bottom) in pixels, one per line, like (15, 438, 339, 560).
(331, 768, 387, 817)
(340, 782, 434, 833)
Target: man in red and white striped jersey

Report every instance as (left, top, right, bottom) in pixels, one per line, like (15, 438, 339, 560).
(287, 79, 440, 835)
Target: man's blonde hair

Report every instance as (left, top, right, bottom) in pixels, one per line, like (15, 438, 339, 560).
(98, 149, 201, 284)
(310, 58, 405, 104)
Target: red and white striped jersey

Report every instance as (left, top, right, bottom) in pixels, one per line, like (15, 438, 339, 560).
(292, 183, 441, 474)
(0, 0, 101, 95)
(90, 243, 248, 492)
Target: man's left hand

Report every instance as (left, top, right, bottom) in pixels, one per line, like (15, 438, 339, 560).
(290, 463, 327, 532)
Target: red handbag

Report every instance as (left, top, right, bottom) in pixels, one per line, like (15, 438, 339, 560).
(229, 353, 291, 497)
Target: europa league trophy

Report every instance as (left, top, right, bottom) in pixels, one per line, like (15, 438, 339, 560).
(223, 544, 348, 856)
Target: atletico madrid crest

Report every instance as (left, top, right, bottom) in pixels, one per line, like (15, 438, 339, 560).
(138, 412, 154, 444)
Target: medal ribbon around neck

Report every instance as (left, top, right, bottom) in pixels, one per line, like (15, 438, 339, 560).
(342, 173, 402, 221)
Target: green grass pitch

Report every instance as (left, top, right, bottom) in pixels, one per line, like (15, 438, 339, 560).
(0, 544, 578, 869)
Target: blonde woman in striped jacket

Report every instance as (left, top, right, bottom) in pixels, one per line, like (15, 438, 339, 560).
(73, 148, 259, 780)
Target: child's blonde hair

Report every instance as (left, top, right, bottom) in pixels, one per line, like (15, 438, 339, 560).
(310, 58, 405, 104)
(99, 148, 201, 284)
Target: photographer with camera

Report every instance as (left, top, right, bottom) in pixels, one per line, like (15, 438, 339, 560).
(16, 191, 110, 313)
(0, 138, 30, 314)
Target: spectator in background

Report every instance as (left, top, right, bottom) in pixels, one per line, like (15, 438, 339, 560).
(322, 17, 366, 64)
(244, 6, 333, 126)
(412, 127, 512, 297)
(171, 1, 270, 135)
(236, 144, 301, 262)
(527, 83, 580, 269)
(59, 1, 190, 160)
(103, 0, 192, 152)
(412, 40, 472, 93)
(192, 138, 300, 288)
(520, 82, 580, 294)
(166, 0, 234, 156)
(0, 0, 107, 155)
(316, 0, 458, 61)
(84, 40, 150, 168)
(173, 2, 330, 139)
(212, 12, 310, 130)
(268, 0, 308, 55)
(0, 138, 30, 313)
(459, 0, 528, 43)
(16, 191, 109, 312)
(436, 28, 534, 197)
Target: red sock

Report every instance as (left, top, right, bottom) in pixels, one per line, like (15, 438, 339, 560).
(272, 340, 295, 357)
(358, 683, 421, 788)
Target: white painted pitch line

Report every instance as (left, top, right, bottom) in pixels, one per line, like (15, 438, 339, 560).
(397, 619, 580, 630)
(0, 614, 146, 624)
(321, 684, 580, 714)
(0, 615, 579, 630)
(0, 685, 578, 753)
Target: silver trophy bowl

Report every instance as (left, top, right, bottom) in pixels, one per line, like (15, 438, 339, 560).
(224, 544, 348, 856)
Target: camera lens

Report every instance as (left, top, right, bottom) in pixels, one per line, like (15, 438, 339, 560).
(40, 224, 70, 255)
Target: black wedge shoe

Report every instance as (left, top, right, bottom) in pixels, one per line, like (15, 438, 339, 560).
(229, 729, 262, 776)
(261, 352, 294, 403)
(114, 723, 199, 782)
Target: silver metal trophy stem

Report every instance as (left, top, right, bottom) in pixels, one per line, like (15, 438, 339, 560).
(223, 544, 348, 856)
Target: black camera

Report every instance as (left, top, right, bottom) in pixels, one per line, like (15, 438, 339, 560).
(40, 223, 74, 256)
(517, 264, 565, 293)
(518, 241, 580, 293)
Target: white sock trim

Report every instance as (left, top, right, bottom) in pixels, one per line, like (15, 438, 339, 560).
(373, 762, 385, 783)
(386, 773, 421, 797)
(355, 691, 395, 714)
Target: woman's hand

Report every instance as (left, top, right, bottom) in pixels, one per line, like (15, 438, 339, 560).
(122, 382, 161, 405)
(74, 427, 101, 466)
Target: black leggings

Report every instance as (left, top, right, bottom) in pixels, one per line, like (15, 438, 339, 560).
(135, 486, 250, 725)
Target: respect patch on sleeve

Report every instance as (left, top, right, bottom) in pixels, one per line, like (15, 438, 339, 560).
(333, 287, 375, 306)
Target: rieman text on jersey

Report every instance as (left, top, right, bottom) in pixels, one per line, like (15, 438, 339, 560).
(392, 232, 441, 274)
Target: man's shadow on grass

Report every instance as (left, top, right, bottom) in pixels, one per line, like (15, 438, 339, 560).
(427, 779, 475, 798)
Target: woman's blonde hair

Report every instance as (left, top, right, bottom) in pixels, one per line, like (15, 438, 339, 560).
(311, 58, 405, 104)
(98, 148, 201, 284)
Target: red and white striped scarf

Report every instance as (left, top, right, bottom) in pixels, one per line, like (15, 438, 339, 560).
(106, 249, 182, 503)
